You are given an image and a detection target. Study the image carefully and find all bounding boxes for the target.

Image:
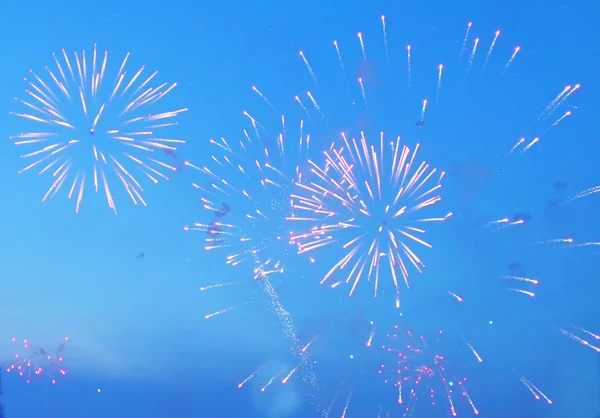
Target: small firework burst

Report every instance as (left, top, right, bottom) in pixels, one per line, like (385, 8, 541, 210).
(5, 337, 69, 385)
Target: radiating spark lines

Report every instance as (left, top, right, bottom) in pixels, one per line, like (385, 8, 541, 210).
(186, 106, 321, 404)
(281, 16, 586, 417)
(197, 15, 587, 417)
(11, 45, 187, 213)
(288, 132, 450, 308)
(185, 111, 310, 271)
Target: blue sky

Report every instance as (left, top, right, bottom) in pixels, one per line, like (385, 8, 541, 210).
(0, 0, 598, 417)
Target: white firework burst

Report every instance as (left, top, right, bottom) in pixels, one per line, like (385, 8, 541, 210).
(11, 44, 188, 213)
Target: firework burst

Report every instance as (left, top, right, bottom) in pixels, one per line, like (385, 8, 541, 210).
(245, 14, 591, 415)
(184, 102, 324, 403)
(5, 337, 69, 385)
(378, 327, 479, 417)
(288, 131, 451, 308)
(184, 107, 311, 278)
(11, 45, 187, 213)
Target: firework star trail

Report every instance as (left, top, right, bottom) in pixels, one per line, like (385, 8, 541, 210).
(11, 45, 187, 214)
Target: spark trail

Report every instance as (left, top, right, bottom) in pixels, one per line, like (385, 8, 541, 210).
(379, 327, 480, 416)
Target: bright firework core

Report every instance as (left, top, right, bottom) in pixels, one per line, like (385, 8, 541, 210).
(288, 132, 452, 308)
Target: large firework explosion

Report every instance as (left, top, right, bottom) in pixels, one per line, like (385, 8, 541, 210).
(184, 105, 325, 408)
(205, 15, 598, 417)
(11, 45, 187, 213)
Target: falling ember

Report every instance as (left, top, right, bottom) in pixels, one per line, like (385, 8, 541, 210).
(366, 325, 377, 346)
(533, 85, 571, 124)
(357, 32, 367, 60)
(299, 51, 319, 88)
(535, 237, 573, 245)
(461, 336, 483, 363)
(565, 184, 600, 203)
(503, 275, 539, 285)
(261, 369, 285, 392)
(341, 390, 353, 418)
(518, 375, 552, 404)
(358, 78, 369, 111)
(459, 22, 473, 59)
(568, 240, 600, 249)
(11, 45, 187, 213)
(447, 291, 463, 302)
(507, 137, 525, 156)
(502, 46, 520, 75)
(295, 95, 314, 123)
(288, 132, 446, 308)
(252, 85, 280, 115)
(238, 365, 264, 388)
(301, 335, 319, 352)
(539, 110, 572, 137)
(204, 302, 250, 319)
(570, 325, 599, 340)
(282, 358, 306, 384)
(558, 328, 600, 353)
(306, 91, 323, 116)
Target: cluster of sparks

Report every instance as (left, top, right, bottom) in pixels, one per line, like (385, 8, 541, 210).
(288, 132, 451, 308)
(378, 327, 478, 417)
(185, 113, 311, 272)
(11, 45, 187, 213)
(5, 337, 69, 385)
(191, 16, 594, 416)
